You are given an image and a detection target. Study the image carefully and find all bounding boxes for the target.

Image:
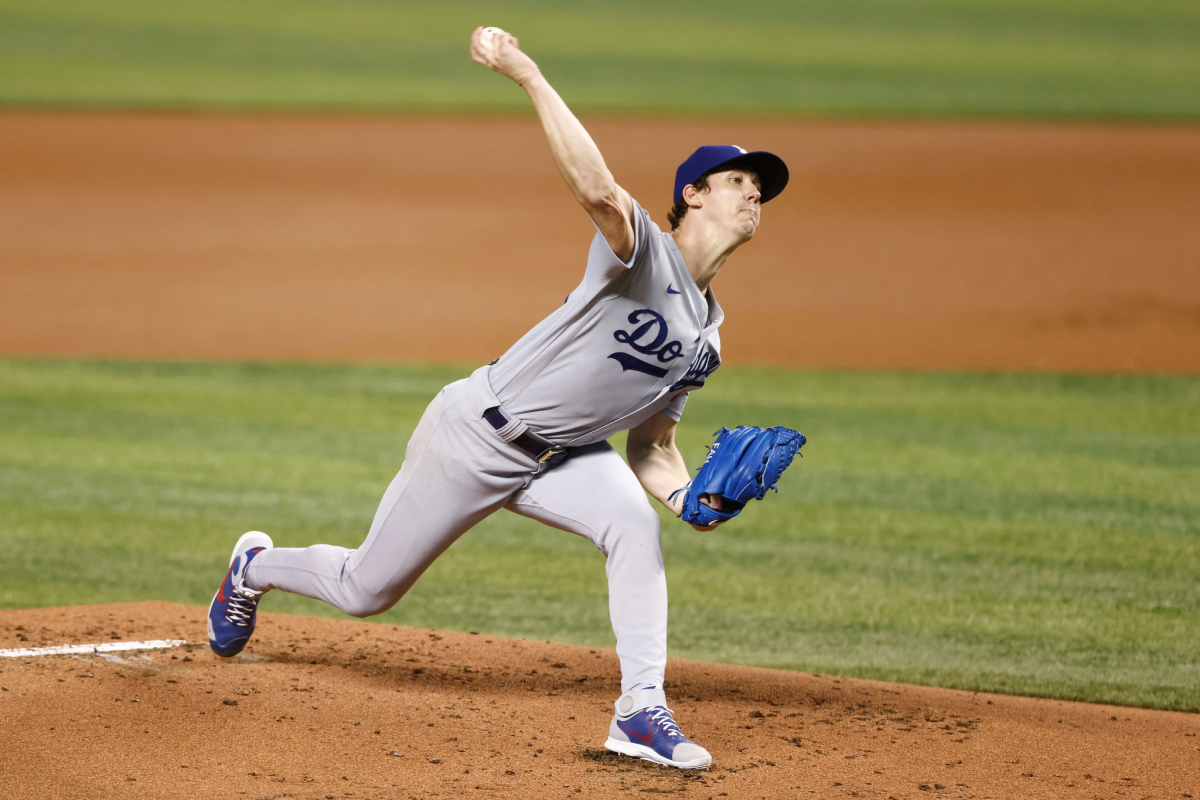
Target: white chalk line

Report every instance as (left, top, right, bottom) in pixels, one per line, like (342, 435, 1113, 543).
(0, 639, 189, 658)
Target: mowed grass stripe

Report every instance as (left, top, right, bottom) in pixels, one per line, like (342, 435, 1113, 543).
(0, 0, 1198, 118)
(819, 438, 1199, 505)
(0, 465, 374, 535)
(666, 605, 1200, 710)
(795, 471, 1195, 537)
(2, 440, 1193, 538)
(0, 358, 1196, 711)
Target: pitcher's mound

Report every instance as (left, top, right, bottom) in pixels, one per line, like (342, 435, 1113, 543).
(1, 602, 1196, 798)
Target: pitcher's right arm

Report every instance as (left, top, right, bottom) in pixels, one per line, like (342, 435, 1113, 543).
(470, 27, 635, 262)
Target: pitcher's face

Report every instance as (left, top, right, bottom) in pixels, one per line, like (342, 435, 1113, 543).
(704, 168, 763, 239)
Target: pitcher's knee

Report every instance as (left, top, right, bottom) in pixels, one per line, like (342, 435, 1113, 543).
(339, 591, 396, 619)
(336, 574, 400, 618)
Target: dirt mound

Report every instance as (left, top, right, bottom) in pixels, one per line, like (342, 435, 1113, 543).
(2, 112, 1199, 371)
(1, 602, 1195, 798)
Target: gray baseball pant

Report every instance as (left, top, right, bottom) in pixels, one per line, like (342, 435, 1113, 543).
(245, 368, 668, 692)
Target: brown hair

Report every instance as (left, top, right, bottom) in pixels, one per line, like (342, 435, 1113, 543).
(666, 171, 713, 231)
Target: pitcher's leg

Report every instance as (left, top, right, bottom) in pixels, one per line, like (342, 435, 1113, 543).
(245, 385, 525, 618)
(505, 443, 667, 692)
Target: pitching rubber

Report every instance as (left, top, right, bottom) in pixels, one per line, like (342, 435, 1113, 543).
(603, 737, 712, 770)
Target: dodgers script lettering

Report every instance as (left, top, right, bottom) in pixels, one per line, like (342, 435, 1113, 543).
(608, 309, 685, 378)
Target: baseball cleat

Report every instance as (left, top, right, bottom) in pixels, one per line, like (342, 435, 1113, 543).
(207, 531, 273, 658)
(604, 687, 712, 770)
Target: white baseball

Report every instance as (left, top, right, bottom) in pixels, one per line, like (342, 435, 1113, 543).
(479, 26, 504, 55)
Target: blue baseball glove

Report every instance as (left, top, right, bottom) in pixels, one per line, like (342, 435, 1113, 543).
(671, 426, 806, 528)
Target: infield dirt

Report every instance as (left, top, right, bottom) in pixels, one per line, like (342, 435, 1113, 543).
(2, 602, 1197, 799)
(2, 111, 1199, 371)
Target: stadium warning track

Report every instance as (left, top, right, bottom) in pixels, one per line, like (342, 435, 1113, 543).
(1, 601, 1196, 798)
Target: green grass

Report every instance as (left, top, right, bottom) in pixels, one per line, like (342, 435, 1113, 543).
(1, 359, 1197, 711)
(1, 0, 1199, 119)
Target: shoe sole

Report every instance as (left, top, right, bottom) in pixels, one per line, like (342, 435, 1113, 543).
(207, 531, 274, 657)
(604, 737, 711, 770)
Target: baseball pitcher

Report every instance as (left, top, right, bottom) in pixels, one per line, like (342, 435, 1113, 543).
(207, 27, 802, 770)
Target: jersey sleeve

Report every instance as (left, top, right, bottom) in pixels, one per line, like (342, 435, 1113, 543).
(583, 195, 656, 286)
(662, 392, 689, 422)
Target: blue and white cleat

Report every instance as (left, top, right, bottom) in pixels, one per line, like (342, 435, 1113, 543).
(604, 687, 712, 770)
(207, 531, 273, 657)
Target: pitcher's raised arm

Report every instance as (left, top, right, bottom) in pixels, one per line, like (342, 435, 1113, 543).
(470, 26, 635, 262)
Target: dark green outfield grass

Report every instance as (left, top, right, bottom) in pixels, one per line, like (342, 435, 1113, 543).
(1, 0, 1198, 119)
(0, 359, 1197, 710)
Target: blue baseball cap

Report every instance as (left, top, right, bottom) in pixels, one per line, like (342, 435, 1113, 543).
(673, 145, 789, 205)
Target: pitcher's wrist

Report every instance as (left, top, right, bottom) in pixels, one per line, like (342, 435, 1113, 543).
(516, 66, 545, 90)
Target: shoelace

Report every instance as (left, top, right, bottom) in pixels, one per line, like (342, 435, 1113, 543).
(645, 706, 684, 739)
(223, 591, 258, 627)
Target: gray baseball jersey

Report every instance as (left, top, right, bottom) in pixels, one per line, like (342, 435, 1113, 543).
(488, 196, 723, 445)
(243, 196, 722, 698)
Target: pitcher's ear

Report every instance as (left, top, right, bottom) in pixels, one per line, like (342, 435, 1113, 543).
(682, 183, 705, 209)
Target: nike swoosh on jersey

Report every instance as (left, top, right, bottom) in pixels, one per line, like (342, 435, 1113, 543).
(667, 284, 681, 295)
